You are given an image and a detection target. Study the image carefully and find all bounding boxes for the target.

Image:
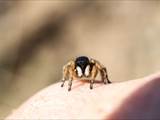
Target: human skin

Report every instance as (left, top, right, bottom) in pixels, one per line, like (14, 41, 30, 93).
(6, 72, 160, 119)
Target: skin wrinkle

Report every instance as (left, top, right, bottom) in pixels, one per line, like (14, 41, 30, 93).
(6, 72, 160, 119)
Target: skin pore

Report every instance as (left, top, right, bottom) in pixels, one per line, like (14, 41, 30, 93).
(7, 72, 160, 119)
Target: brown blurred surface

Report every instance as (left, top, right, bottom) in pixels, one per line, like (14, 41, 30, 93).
(0, 0, 160, 118)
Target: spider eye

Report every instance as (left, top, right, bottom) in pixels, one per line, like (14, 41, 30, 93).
(76, 66, 83, 77)
(84, 65, 90, 77)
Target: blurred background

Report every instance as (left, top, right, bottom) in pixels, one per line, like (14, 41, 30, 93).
(0, 0, 160, 118)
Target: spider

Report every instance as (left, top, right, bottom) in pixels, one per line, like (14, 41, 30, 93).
(61, 56, 111, 91)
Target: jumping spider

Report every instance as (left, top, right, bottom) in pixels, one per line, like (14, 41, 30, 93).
(61, 56, 111, 91)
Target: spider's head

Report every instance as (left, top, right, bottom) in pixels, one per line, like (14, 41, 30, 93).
(75, 56, 92, 77)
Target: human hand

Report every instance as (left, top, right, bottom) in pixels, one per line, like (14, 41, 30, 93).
(6, 72, 160, 119)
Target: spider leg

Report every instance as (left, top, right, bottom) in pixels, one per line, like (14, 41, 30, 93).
(61, 79, 65, 87)
(90, 66, 98, 89)
(100, 67, 111, 84)
(68, 68, 75, 91)
(68, 64, 75, 91)
(106, 72, 111, 84)
(92, 59, 111, 84)
(68, 78, 73, 91)
(61, 65, 69, 87)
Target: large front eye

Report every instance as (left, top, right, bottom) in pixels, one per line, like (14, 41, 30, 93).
(84, 65, 90, 77)
(76, 66, 83, 77)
